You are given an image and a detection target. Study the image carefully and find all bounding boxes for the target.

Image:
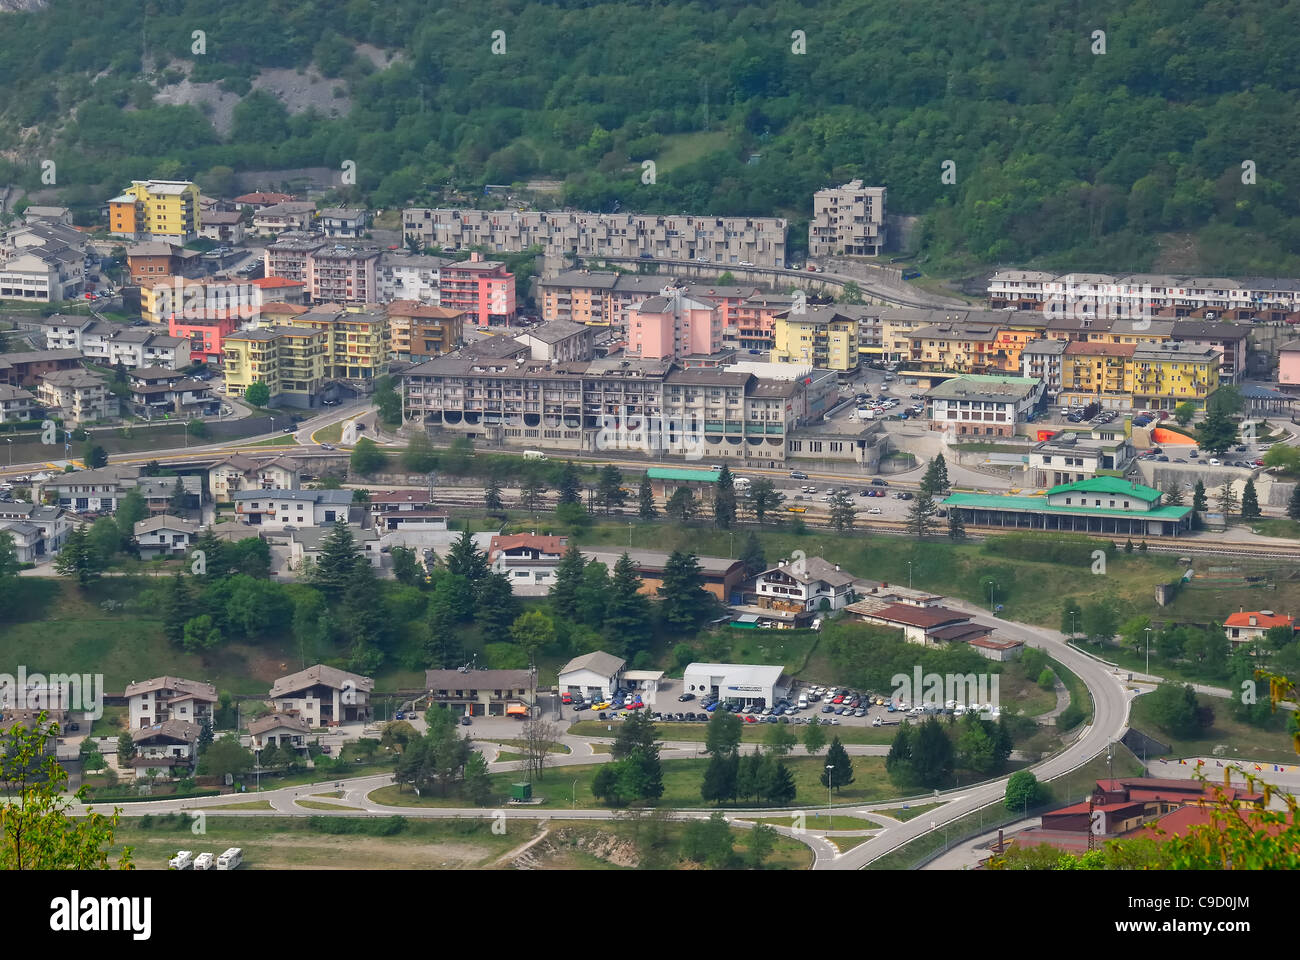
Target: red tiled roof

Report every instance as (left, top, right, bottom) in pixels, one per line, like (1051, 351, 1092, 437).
(865, 603, 970, 630)
(1223, 611, 1294, 629)
(251, 276, 305, 289)
(234, 192, 297, 205)
(488, 534, 568, 560)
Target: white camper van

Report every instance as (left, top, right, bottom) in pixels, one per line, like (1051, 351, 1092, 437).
(168, 850, 194, 870)
(192, 852, 214, 871)
(523, 450, 547, 461)
(216, 847, 243, 870)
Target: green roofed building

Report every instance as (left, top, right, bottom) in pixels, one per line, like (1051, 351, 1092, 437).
(943, 476, 1192, 537)
(645, 465, 722, 502)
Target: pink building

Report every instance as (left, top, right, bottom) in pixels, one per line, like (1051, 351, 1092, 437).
(440, 253, 516, 327)
(1278, 340, 1300, 389)
(628, 293, 722, 360)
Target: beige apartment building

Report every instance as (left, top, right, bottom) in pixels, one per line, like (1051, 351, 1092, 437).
(37, 368, 117, 425)
(404, 209, 788, 267)
(222, 326, 328, 406)
(809, 180, 887, 257)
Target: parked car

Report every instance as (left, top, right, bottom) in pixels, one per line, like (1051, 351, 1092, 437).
(678, 692, 694, 701)
(871, 478, 889, 486)
(790, 470, 808, 480)
(460, 716, 471, 726)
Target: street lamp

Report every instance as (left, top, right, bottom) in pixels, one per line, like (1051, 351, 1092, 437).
(1144, 626, 1153, 674)
(825, 763, 835, 830)
(988, 581, 998, 611)
(5, 437, 10, 468)
(1070, 610, 1078, 640)
(572, 778, 578, 809)
(907, 560, 913, 590)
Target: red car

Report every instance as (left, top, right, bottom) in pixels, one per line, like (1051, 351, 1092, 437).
(627, 701, 644, 709)
(561, 693, 573, 704)
(744, 715, 757, 723)
(833, 695, 845, 704)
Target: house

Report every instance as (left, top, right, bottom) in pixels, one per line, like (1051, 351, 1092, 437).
(0, 348, 84, 387)
(125, 676, 218, 730)
(133, 515, 199, 557)
(0, 503, 71, 557)
(248, 713, 312, 751)
(0, 384, 36, 423)
(23, 205, 72, 226)
(231, 488, 354, 528)
(197, 210, 247, 245)
(135, 476, 203, 516)
(580, 548, 747, 602)
(366, 489, 448, 531)
(318, 208, 369, 239)
(268, 664, 373, 726)
(253, 201, 317, 236)
(287, 524, 381, 571)
(126, 368, 218, 420)
(233, 192, 298, 211)
(754, 556, 857, 615)
(37, 368, 117, 425)
(1223, 609, 1295, 647)
(208, 454, 303, 500)
(126, 241, 200, 285)
(34, 465, 141, 514)
(844, 599, 993, 646)
(967, 637, 1025, 661)
(130, 719, 202, 769)
(515, 319, 596, 363)
(425, 668, 533, 718)
(487, 533, 569, 586)
(558, 651, 627, 703)
(0, 244, 85, 302)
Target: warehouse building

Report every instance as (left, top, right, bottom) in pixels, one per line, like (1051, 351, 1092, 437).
(681, 662, 790, 708)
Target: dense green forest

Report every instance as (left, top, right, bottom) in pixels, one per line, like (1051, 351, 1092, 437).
(1, 0, 1298, 274)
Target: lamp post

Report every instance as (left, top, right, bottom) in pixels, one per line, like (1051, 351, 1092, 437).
(1144, 626, 1153, 674)
(988, 581, 997, 611)
(907, 561, 913, 590)
(5, 437, 10, 468)
(572, 778, 578, 809)
(1070, 610, 1078, 640)
(825, 763, 834, 830)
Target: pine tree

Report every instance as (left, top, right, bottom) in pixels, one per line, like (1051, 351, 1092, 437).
(160, 571, 191, 645)
(1163, 484, 1184, 506)
(550, 546, 586, 621)
(885, 722, 913, 785)
(1241, 479, 1261, 520)
(475, 572, 520, 643)
(638, 475, 657, 518)
(191, 528, 227, 580)
(484, 478, 504, 512)
(947, 508, 967, 541)
(1192, 478, 1208, 527)
(1217, 482, 1239, 519)
(920, 455, 949, 496)
(764, 759, 797, 806)
(168, 476, 188, 513)
(700, 752, 738, 804)
(53, 526, 102, 588)
(605, 554, 653, 658)
(820, 737, 854, 793)
(312, 519, 361, 593)
(738, 531, 766, 577)
(714, 465, 736, 529)
(907, 491, 938, 538)
(597, 464, 626, 514)
(446, 528, 488, 584)
(557, 462, 583, 504)
(657, 550, 713, 632)
(802, 718, 826, 755)
(1289, 483, 1300, 521)
(828, 492, 856, 533)
(665, 487, 697, 522)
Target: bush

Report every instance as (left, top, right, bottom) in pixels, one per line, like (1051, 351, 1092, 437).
(306, 815, 409, 836)
(1037, 668, 1056, 691)
(1056, 702, 1085, 731)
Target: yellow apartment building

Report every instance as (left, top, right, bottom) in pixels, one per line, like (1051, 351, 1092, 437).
(771, 306, 859, 372)
(223, 327, 327, 403)
(1061, 341, 1135, 410)
(1131, 343, 1219, 410)
(108, 180, 201, 243)
(908, 322, 1002, 374)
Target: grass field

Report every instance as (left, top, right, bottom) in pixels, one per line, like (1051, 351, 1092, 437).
(207, 800, 275, 810)
(110, 815, 533, 869)
(874, 801, 945, 822)
(739, 813, 881, 831)
(481, 738, 571, 754)
(656, 131, 733, 172)
(236, 435, 299, 447)
(369, 755, 893, 810)
(295, 799, 363, 810)
(826, 834, 873, 854)
(1247, 518, 1300, 539)
(1128, 689, 1299, 766)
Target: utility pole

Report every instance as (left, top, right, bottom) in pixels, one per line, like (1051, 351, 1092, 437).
(1144, 627, 1152, 674)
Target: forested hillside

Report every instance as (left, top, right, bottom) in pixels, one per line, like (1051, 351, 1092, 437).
(1, 0, 1298, 274)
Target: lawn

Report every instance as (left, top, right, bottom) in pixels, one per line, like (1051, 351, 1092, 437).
(655, 131, 733, 172)
(1128, 689, 1299, 766)
(236, 435, 299, 447)
(566, 718, 896, 745)
(481, 738, 571, 754)
(369, 754, 893, 810)
(874, 801, 945, 822)
(207, 799, 275, 810)
(1247, 518, 1300, 539)
(295, 799, 363, 810)
(534, 819, 813, 870)
(312, 422, 345, 444)
(739, 813, 881, 831)
(109, 815, 533, 869)
(826, 834, 873, 854)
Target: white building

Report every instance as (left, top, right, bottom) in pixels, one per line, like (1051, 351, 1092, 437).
(207, 454, 302, 501)
(0, 503, 71, 558)
(287, 524, 381, 571)
(133, 515, 200, 558)
(318, 208, 369, 239)
(377, 252, 452, 303)
(1028, 432, 1132, 487)
(515, 320, 596, 363)
(130, 719, 201, 767)
(925, 375, 1043, 438)
(681, 663, 790, 708)
(268, 664, 373, 726)
(231, 488, 355, 529)
(253, 202, 317, 236)
(0, 245, 85, 302)
(0, 384, 36, 423)
(558, 651, 627, 703)
(809, 179, 887, 257)
(248, 713, 311, 751)
(754, 556, 857, 613)
(1020, 337, 1067, 401)
(125, 676, 218, 730)
(37, 368, 117, 425)
(486, 533, 569, 587)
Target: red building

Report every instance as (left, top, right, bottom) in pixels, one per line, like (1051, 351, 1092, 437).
(169, 313, 240, 366)
(440, 253, 516, 327)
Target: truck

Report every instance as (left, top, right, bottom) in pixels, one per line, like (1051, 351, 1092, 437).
(522, 450, 547, 461)
(216, 847, 243, 870)
(732, 476, 752, 490)
(192, 852, 214, 871)
(168, 850, 194, 870)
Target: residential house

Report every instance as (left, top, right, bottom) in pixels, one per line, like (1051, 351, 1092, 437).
(125, 676, 218, 730)
(232, 192, 298, 211)
(231, 488, 355, 529)
(387, 301, 464, 360)
(486, 533, 569, 586)
(197, 210, 247, 245)
(0, 245, 85, 302)
(37, 368, 116, 425)
(581, 548, 746, 602)
(1224, 609, 1295, 648)
(126, 241, 200, 285)
(367, 489, 448, 532)
(268, 664, 374, 726)
(130, 719, 202, 772)
(208, 453, 302, 500)
(0, 383, 36, 423)
(0, 503, 71, 557)
(754, 556, 857, 615)
(126, 367, 218, 419)
(253, 201, 318, 236)
(318, 208, 370, 239)
(0, 348, 84, 387)
(287, 524, 382, 571)
(248, 713, 312, 751)
(133, 515, 199, 558)
(424, 668, 533, 718)
(845, 599, 994, 646)
(558, 652, 628, 703)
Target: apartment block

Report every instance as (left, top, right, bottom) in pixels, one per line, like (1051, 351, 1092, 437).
(404, 209, 788, 267)
(439, 254, 516, 327)
(771, 306, 860, 372)
(0, 384, 36, 423)
(732, 293, 794, 354)
(108, 180, 201, 243)
(319, 208, 369, 239)
(627, 293, 722, 360)
(37, 368, 117, 425)
(262, 306, 389, 381)
(907, 322, 1003, 375)
(1061, 342, 1137, 411)
(1020, 338, 1067, 402)
(252, 201, 317, 236)
(0, 245, 84, 302)
(378, 252, 454, 303)
(809, 180, 887, 257)
(0, 349, 84, 387)
(222, 326, 328, 406)
(264, 236, 380, 305)
(127, 242, 201, 285)
(387, 301, 465, 360)
(1131, 343, 1220, 411)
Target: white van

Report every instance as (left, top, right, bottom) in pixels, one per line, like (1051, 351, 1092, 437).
(523, 450, 547, 461)
(797, 694, 809, 709)
(733, 476, 752, 490)
(216, 847, 243, 870)
(192, 852, 214, 871)
(168, 850, 194, 870)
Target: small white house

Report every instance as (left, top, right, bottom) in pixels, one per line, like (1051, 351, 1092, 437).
(754, 556, 857, 614)
(248, 713, 311, 751)
(288, 524, 381, 571)
(268, 664, 373, 726)
(133, 515, 199, 557)
(130, 719, 201, 771)
(557, 651, 627, 703)
(125, 676, 218, 730)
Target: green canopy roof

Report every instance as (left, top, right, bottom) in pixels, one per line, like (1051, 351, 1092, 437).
(1045, 476, 1162, 502)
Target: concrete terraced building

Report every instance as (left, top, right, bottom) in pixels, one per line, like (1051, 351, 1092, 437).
(403, 208, 788, 267)
(809, 179, 886, 257)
